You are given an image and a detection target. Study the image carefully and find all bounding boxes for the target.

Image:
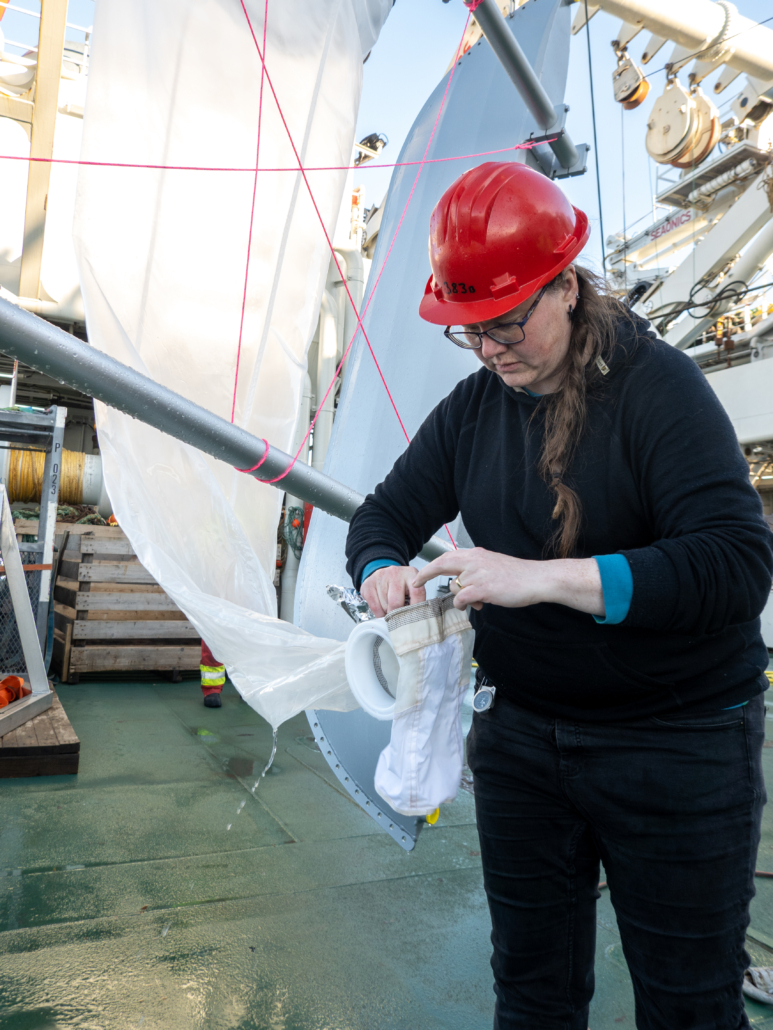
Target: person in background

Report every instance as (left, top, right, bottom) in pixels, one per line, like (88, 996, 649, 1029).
(200, 641, 225, 708)
(346, 161, 773, 1030)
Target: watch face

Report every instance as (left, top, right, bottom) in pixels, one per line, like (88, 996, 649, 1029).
(473, 690, 491, 712)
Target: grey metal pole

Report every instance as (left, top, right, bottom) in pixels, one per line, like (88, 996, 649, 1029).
(469, 0, 580, 171)
(0, 298, 452, 560)
(35, 405, 65, 647)
(9, 359, 18, 405)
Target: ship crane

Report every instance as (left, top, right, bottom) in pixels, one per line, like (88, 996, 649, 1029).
(573, 0, 773, 356)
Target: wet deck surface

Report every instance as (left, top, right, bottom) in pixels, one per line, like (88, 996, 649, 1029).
(1, 680, 773, 1029)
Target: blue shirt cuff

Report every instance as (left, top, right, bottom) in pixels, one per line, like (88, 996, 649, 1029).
(593, 554, 633, 625)
(360, 559, 400, 587)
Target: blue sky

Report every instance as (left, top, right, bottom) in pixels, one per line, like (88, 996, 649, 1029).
(0, 0, 94, 49)
(355, 0, 773, 272)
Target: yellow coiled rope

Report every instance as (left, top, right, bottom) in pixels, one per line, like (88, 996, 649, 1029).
(7, 449, 86, 505)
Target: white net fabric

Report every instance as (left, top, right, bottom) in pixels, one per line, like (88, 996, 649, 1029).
(374, 597, 475, 816)
(73, 0, 392, 725)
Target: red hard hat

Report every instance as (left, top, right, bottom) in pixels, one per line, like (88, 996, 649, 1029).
(418, 161, 590, 325)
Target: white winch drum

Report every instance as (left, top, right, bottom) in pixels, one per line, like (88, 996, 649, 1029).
(344, 618, 401, 721)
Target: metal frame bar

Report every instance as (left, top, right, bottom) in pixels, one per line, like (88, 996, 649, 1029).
(0, 299, 452, 560)
(0, 405, 64, 647)
(35, 404, 65, 644)
(581, 0, 773, 85)
(18, 0, 69, 299)
(470, 0, 587, 176)
(0, 484, 52, 736)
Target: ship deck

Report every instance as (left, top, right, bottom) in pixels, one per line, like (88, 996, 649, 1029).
(2, 679, 773, 1029)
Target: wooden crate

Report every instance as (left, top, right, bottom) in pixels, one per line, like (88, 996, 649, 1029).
(0, 688, 80, 777)
(52, 529, 201, 682)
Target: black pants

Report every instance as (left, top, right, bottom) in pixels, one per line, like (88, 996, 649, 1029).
(466, 693, 766, 1030)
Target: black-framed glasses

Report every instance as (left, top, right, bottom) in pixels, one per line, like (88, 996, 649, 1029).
(443, 284, 549, 350)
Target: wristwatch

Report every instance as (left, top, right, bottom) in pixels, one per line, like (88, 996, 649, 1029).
(472, 683, 496, 713)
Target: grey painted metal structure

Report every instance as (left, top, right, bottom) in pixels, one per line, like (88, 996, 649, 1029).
(0, 405, 65, 647)
(300, 0, 578, 851)
(471, 0, 587, 176)
(35, 405, 65, 644)
(0, 484, 52, 736)
(0, 298, 450, 560)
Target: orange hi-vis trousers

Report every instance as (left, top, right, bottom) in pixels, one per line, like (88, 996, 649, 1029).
(200, 640, 226, 696)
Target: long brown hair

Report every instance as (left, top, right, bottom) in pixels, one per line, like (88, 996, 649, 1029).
(538, 266, 625, 558)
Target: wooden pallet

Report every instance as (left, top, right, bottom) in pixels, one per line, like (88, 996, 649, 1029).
(52, 528, 201, 682)
(0, 688, 79, 777)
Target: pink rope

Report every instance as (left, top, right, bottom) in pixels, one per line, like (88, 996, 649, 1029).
(0, 140, 548, 175)
(236, 2, 471, 547)
(355, 10, 473, 415)
(235, 441, 270, 473)
(236, 0, 365, 484)
(231, 0, 269, 423)
(238, 0, 411, 472)
(338, 14, 476, 550)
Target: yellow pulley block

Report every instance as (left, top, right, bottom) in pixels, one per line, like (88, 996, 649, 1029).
(613, 53, 649, 111)
(622, 79, 650, 111)
(646, 79, 697, 164)
(671, 88, 720, 169)
(646, 80, 720, 169)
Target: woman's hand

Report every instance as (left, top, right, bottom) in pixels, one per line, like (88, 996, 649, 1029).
(412, 547, 605, 616)
(360, 565, 427, 618)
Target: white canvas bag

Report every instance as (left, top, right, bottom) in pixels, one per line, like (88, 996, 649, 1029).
(373, 595, 475, 816)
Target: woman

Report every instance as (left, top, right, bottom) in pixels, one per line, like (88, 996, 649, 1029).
(345, 161, 772, 1029)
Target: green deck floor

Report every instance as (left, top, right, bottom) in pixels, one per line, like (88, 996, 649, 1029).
(2, 681, 773, 1029)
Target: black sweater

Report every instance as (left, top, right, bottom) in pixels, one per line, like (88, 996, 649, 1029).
(345, 316, 773, 720)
